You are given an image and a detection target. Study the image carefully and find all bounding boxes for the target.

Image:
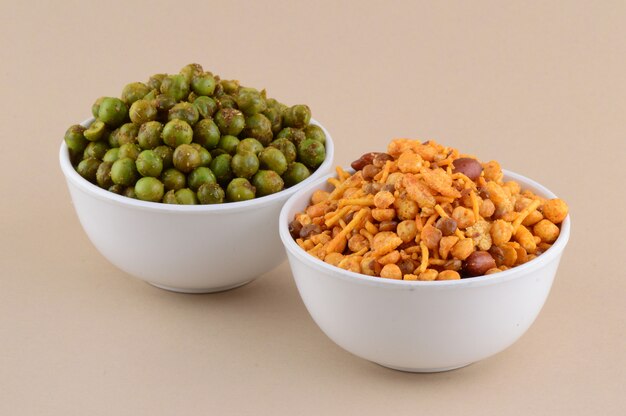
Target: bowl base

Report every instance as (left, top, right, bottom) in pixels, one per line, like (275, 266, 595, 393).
(148, 279, 253, 294)
(378, 362, 472, 373)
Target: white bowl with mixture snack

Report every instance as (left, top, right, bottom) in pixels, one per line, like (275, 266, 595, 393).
(279, 139, 570, 372)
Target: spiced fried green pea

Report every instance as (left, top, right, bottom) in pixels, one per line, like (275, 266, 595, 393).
(209, 154, 233, 185)
(163, 189, 178, 204)
(103, 148, 120, 163)
(143, 89, 158, 101)
(153, 145, 173, 169)
(216, 95, 237, 109)
(64, 124, 88, 154)
(162, 119, 193, 147)
(121, 82, 151, 105)
(98, 97, 128, 127)
(137, 121, 163, 149)
(168, 102, 199, 126)
(258, 147, 288, 175)
(83, 119, 107, 142)
(117, 123, 139, 145)
(262, 107, 282, 134)
(84, 141, 109, 160)
(226, 178, 256, 202)
(108, 128, 121, 147)
(235, 87, 267, 115)
(172, 144, 201, 173)
(77, 158, 100, 183)
(123, 187, 137, 199)
(193, 96, 217, 119)
(135, 177, 164, 202)
(252, 170, 284, 197)
(96, 161, 114, 188)
(283, 162, 310, 187)
(180, 63, 204, 84)
(136, 150, 163, 177)
(188, 166, 217, 191)
(220, 79, 240, 94)
(304, 124, 326, 144)
(191, 73, 216, 96)
(129, 99, 157, 124)
(266, 98, 287, 112)
(193, 119, 220, 149)
(297, 139, 326, 168)
(91, 97, 106, 119)
(154, 94, 177, 117)
(215, 108, 245, 136)
(197, 183, 225, 204)
(282, 104, 311, 128)
(174, 188, 198, 205)
(111, 158, 138, 186)
(242, 113, 273, 145)
(231, 151, 259, 179)
(161, 168, 186, 191)
(147, 74, 166, 91)
(237, 138, 264, 155)
(217, 135, 240, 155)
(211, 148, 228, 158)
(187, 92, 198, 102)
(190, 143, 212, 167)
(269, 138, 297, 164)
(108, 184, 125, 195)
(160, 74, 190, 102)
(118, 143, 141, 160)
(276, 127, 306, 146)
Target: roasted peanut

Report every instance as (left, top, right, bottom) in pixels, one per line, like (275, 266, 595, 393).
(421, 224, 442, 251)
(463, 251, 496, 276)
(351, 152, 380, 170)
(362, 164, 381, 181)
(452, 158, 482, 181)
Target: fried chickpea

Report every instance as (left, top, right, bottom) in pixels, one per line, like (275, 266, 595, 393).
(361, 257, 382, 276)
(380, 264, 402, 280)
(483, 160, 502, 181)
(324, 252, 344, 267)
(437, 270, 461, 280)
(338, 256, 362, 273)
(533, 219, 560, 243)
(421, 225, 442, 251)
(372, 208, 396, 222)
(417, 269, 438, 281)
(451, 238, 474, 260)
(348, 234, 369, 252)
(397, 220, 418, 243)
(542, 198, 569, 224)
(479, 199, 495, 218)
(514, 225, 537, 253)
(490, 219, 513, 246)
(395, 198, 418, 221)
(378, 250, 401, 265)
(522, 210, 543, 227)
(373, 191, 395, 209)
(311, 189, 330, 205)
(452, 206, 476, 229)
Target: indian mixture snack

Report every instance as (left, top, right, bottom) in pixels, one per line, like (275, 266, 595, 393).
(64, 63, 327, 204)
(289, 138, 568, 280)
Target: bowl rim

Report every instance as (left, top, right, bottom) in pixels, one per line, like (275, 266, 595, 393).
(279, 169, 571, 289)
(60, 117, 335, 214)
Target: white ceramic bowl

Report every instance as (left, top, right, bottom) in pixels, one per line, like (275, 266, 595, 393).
(60, 118, 334, 293)
(280, 170, 570, 372)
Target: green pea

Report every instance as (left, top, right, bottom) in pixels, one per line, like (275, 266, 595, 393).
(263, 106, 282, 135)
(163, 189, 178, 204)
(270, 138, 297, 164)
(242, 113, 273, 146)
(123, 186, 137, 199)
(210, 148, 228, 158)
(147, 74, 166, 91)
(258, 147, 288, 175)
(154, 94, 177, 115)
(118, 143, 141, 160)
(64, 125, 88, 154)
(108, 184, 125, 195)
(193, 96, 218, 119)
(179, 63, 204, 84)
(129, 99, 157, 124)
(226, 178, 256, 202)
(153, 145, 174, 169)
(162, 119, 193, 147)
(235, 87, 267, 115)
(266, 98, 287, 113)
(197, 183, 225, 204)
(83, 119, 107, 142)
(172, 144, 201, 173)
(252, 170, 284, 197)
(276, 127, 306, 146)
(304, 124, 326, 144)
(84, 141, 109, 160)
(136, 150, 163, 177)
(190, 143, 212, 167)
(282, 104, 311, 128)
(237, 138, 264, 155)
(216, 94, 237, 109)
(96, 161, 114, 189)
(121, 82, 151, 105)
(160, 74, 190, 102)
(298, 139, 326, 169)
(193, 119, 220, 149)
(98, 97, 128, 127)
(188, 166, 217, 191)
(283, 162, 310, 187)
(77, 158, 100, 183)
(231, 151, 259, 179)
(137, 121, 163, 149)
(218, 135, 240, 155)
(108, 128, 121, 147)
(91, 97, 106, 119)
(214, 108, 245, 136)
(209, 154, 233, 185)
(111, 158, 138, 186)
(117, 122, 139, 145)
(161, 168, 186, 191)
(174, 188, 198, 205)
(220, 79, 240, 94)
(134, 177, 164, 202)
(168, 102, 199, 126)
(103, 148, 120, 163)
(191, 73, 216, 96)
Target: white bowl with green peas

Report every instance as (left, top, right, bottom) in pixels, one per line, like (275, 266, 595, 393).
(60, 118, 334, 293)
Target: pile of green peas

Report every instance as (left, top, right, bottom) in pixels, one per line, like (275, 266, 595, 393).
(64, 63, 327, 204)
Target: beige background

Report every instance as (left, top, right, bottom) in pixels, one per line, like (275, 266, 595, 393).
(1, 1, 624, 414)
